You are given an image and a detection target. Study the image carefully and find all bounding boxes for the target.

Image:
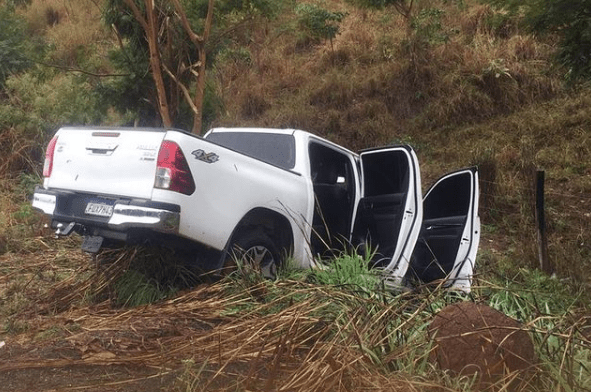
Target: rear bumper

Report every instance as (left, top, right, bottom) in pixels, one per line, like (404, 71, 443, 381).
(32, 187, 180, 237)
(110, 204, 179, 233)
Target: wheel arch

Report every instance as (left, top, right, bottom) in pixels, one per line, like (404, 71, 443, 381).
(219, 207, 295, 268)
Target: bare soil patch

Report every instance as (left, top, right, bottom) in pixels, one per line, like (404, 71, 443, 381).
(429, 302, 536, 390)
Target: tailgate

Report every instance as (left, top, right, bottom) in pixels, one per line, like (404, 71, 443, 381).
(46, 128, 166, 199)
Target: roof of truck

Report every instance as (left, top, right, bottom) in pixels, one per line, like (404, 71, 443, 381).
(207, 127, 301, 136)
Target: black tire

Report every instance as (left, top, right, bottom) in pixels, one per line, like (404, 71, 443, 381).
(224, 230, 280, 279)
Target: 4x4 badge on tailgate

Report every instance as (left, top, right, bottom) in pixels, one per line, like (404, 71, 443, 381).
(192, 149, 219, 163)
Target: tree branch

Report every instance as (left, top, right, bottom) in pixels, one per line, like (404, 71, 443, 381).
(123, 0, 148, 31)
(170, 0, 202, 44)
(162, 63, 199, 116)
(203, 0, 215, 43)
(110, 24, 137, 70)
(140, 0, 173, 127)
(32, 60, 130, 77)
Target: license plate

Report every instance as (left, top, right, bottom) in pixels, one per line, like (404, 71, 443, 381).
(85, 202, 114, 217)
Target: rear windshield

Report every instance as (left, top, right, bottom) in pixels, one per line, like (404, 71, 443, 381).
(206, 132, 296, 170)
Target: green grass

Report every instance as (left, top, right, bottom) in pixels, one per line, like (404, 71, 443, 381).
(308, 250, 381, 291)
(91, 245, 204, 307)
(113, 269, 175, 307)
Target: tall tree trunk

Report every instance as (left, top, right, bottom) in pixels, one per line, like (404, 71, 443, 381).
(126, 0, 214, 132)
(172, 0, 214, 134)
(192, 46, 206, 133)
(123, 0, 173, 127)
(145, 0, 172, 127)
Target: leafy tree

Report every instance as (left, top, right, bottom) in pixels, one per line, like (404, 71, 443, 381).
(488, 0, 591, 82)
(103, 0, 281, 133)
(529, 0, 591, 82)
(0, 5, 35, 88)
(296, 3, 346, 48)
(103, 0, 214, 133)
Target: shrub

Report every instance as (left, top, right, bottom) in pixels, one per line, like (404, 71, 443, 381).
(488, 0, 591, 83)
(0, 5, 38, 87)
(296, 3, 346, 47)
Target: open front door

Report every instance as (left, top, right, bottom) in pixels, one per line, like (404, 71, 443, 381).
(352, 146, 422, 286)
(409, 167, 480, 292)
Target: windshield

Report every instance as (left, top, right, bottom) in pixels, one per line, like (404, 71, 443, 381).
(206, 132, 296, 170)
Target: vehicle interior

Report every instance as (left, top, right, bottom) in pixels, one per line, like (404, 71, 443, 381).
(351, 150, 410, 268)
(409, 171, 472, 283)
(308, 141, 356, 256)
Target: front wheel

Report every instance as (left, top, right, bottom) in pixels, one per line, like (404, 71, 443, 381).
(224, 231, 280, 279)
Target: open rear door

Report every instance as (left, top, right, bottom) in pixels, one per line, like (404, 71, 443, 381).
(409, 167, 480, 292)
(352, 145, 422, 287)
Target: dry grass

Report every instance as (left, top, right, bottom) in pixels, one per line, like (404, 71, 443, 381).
(0, 176, 54, 256)
(0, 127, 42, 179)
(215, 1, 561, 150)
(1, 244, 589, 391)
(213, 0, 589, 286)
(416, 90, 591, 282)
(17, 0, 112, 68)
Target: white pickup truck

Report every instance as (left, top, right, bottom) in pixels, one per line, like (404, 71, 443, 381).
(32, 126, 480, 291)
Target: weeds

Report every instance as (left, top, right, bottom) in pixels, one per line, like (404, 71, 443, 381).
(3, 318, 29, 334)
(201, 247, 591, 391)
(113, 269, 174, 307)
(194, 265, 590, 391)
(16, 0, 111, 68)
(309, 250, 380, 292)
(90, 245, 206, 307)
(473, 269, 591, 391)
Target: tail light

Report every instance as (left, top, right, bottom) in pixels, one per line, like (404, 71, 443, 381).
(43, 135, 59, 177)
(155, 141, 196, 195)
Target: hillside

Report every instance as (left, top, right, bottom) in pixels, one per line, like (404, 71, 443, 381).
(0, 0, 590, 391)
(212, 0, 591, 283)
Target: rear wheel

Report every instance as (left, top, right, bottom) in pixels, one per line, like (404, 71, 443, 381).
(224, 231, 280, 279)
